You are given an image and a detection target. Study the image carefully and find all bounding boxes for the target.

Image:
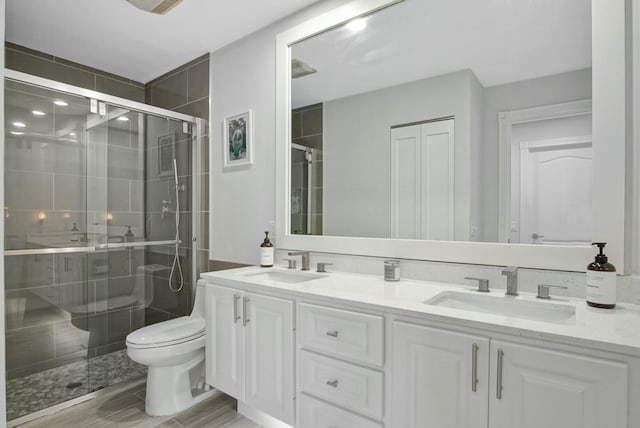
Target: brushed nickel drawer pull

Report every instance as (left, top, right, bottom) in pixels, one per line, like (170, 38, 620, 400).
(242, 296, 250, 326)
(496, 348, 504, 399)
(471, 343, 479, 392)
(326, 330, 339, 338)
(233, 294, 240, 323)
(326, 379, 339, 388)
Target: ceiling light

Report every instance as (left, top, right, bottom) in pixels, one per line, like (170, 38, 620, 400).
(54, 100, 69, 107)
(70, 132, 76, 137)
(291, 59, 317, 79)
(13, 122, 26, 128)
(32, 110, 46, 116)
(117, 116, 130, 122)
(10, 131, 24, 135)
(346, 18, 367, 32)
(126, 0, 183, 15)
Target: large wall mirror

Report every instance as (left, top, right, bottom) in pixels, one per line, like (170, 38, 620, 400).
(276, 0, 626, 272)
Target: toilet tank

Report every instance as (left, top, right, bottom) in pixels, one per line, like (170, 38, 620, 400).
(191, 281, 207, 319)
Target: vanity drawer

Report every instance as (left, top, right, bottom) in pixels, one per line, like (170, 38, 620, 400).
(299, 393, 383, 428)
(299, 350, 384, 420)
(299, 302, 384, 366)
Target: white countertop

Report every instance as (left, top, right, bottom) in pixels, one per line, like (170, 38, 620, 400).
(200, 266, 640, 357)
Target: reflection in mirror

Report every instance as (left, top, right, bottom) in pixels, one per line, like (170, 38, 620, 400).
(289, 0, 592, 245)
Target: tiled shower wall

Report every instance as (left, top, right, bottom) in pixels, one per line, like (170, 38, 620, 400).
(144, 55, 249, 281)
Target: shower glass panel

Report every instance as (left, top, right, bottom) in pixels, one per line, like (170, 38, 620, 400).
(4, 76, 196, 421)
(290, 144, 322, 235)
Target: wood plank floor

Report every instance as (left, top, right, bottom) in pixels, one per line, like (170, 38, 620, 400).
(15, 380, 259, 428)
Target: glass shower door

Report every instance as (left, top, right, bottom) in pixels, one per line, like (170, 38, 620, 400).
(4, 80, 102, 419)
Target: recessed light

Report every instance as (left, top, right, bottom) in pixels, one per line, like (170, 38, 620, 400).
(13, 122, 26, 128)
(346, 18, 367, 32)
(32, 110, 46, 116)
(10, 131, 24, 135)
(54, 100, 69, 107)
(117, 116, 129, 122)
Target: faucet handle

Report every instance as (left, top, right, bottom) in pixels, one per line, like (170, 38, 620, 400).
(537, 284, 568, 300)
(283, 258, 297, 269)
(465, 277, 490, 292)
(317, 262, 332, 273)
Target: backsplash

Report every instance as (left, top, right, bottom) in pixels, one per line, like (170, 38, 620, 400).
(274, 250, 640, 305)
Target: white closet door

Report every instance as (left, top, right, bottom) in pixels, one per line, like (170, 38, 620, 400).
(420, 119, 455, 240)
(390, 119, 454, 240)
(391, 125, 421, 239)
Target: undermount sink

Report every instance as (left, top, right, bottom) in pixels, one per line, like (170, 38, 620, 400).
(244, 270, 327, 284)
(425, 291, 576, 324)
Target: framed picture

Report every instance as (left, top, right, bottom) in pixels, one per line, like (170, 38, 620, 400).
(158, 133, 176, 177)
(223, 110, 253, 168)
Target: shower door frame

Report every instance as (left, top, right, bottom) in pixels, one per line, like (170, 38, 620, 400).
(3, 69, 204, 422)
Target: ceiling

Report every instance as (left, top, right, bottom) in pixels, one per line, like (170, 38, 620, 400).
(291, 0, 591, 108)
(6, 0, 319, 83)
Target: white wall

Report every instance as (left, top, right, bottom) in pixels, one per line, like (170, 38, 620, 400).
(210, 0, 350, 264)
(480, 68, 592, 241)
(322, 70, 475, 240)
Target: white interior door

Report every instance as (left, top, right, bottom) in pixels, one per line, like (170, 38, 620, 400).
(520, 137, 592, 245)
(391, 119, 454, 240)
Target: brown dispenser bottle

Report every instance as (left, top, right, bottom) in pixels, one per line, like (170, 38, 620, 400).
(586, 242, 616, 309)
(260, 231, 274, 268)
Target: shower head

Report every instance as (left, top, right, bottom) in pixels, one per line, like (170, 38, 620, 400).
(126, 0, 183, 15)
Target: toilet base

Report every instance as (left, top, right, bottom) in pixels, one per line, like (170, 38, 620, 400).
(144, 349, 207, 416)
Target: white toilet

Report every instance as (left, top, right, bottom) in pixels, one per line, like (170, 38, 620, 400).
(126, 281, 208, 416)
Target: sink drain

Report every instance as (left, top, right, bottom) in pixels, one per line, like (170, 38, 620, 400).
(66, 381, 83, 389)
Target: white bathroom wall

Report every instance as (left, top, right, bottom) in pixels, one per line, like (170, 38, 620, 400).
(481, 68, 592, 242)
(209, 0, 351, 264)
(322, 70, 475, 240)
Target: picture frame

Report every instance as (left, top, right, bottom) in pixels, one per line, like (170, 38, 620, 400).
(223, 110, 253, 168)
(158, 133, 176, 177)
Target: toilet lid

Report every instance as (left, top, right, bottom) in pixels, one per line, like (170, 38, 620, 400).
(126, 316, 204, 347)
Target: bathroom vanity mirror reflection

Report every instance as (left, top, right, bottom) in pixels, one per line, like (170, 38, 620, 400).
(289, 0, 592, 245)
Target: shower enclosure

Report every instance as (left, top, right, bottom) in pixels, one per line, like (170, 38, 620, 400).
(3, 70, 202, 421)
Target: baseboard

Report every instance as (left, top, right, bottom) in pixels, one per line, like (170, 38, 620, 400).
(237, 401, 294, 428)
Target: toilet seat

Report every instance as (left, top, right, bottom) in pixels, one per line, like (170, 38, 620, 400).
(126, 316, 205, 349)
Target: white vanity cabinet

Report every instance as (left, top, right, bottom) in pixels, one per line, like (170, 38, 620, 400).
(391, 321, 629, 428)
(391, 321, 490, 428)
(489, 340, 628, 428)
(205, 284, 295, 425)
(297, 302, 385, 426)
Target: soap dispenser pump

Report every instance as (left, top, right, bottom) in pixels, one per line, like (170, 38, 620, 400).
(586, 242, 616, 309)
(260, 231, 274, 268)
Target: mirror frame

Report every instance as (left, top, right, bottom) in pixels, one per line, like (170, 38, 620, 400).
(276, 0, 627, 272)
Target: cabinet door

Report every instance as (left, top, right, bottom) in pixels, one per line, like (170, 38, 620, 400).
(205, 285, 243, 399)
(489, 340, 628, 428)
(244, 292, 295, 425)
(392, 321, 489, 428)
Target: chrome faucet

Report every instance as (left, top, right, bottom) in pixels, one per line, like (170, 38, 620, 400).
(287, 251, 310, 271)
(501, 266, 519, 296)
